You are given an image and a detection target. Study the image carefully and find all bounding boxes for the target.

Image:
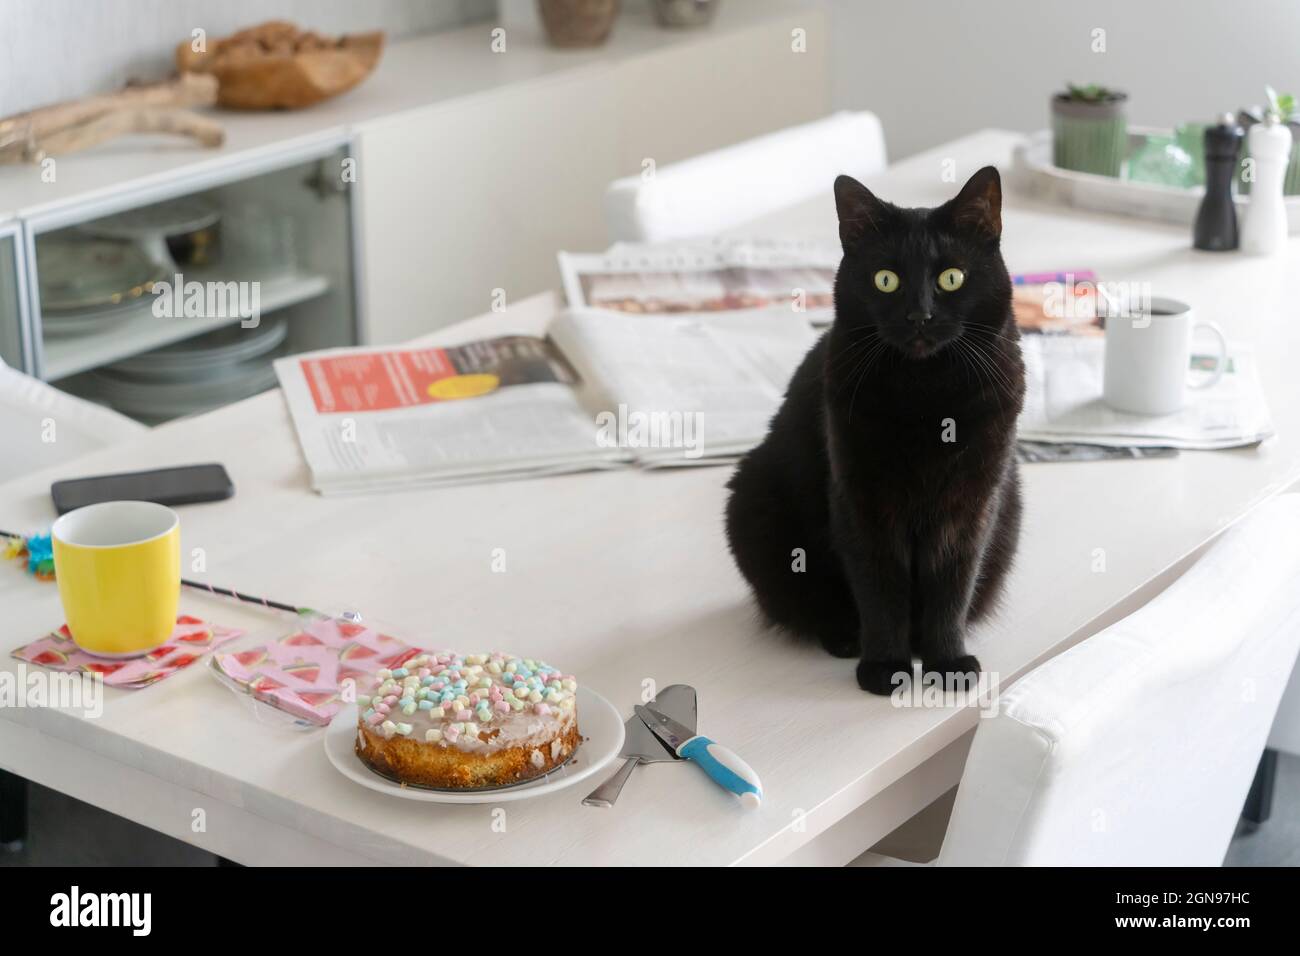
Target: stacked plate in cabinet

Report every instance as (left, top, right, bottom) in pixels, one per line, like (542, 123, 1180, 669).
(37, 197, 222, 339)
(36, 235, 167, 337)
(87, 317, 288, 424)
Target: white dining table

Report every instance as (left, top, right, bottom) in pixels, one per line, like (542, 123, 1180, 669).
(2, 129, 1299, 866)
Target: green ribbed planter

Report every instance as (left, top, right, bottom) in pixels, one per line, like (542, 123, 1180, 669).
(1052, 92, 1128, 177)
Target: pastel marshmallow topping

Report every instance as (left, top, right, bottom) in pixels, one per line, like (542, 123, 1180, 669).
(360, 650, 577, 753)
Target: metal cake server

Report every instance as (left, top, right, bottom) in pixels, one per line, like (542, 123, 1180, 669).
(582, 683, 697, 808)
(636, 703, 762, 808)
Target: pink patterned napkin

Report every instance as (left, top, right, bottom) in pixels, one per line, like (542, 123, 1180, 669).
(12, 615, 243, 689)
(212, 613, 419, 726)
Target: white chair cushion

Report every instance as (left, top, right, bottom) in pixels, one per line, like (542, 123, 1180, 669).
(0, 363, 146, 483)
(604, 111, 887, 244)
(937, 494, 1300, 866)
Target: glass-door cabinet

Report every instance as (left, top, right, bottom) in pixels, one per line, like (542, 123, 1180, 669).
(0, 220, 29, 370)
(12, 141, 359, 425)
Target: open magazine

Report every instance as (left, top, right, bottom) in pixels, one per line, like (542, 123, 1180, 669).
(559, 237, 840, 325)
(274, 309, 816, 494)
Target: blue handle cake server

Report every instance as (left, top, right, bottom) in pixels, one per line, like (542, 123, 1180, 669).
(634, 703, 762, 808)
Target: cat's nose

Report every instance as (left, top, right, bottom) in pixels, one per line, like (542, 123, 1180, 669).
(908, 311, 932, 327)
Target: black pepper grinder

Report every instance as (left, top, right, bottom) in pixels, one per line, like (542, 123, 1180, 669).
(1194, 113, 1244, 251)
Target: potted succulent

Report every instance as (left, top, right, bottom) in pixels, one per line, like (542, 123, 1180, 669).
(1237, 86, 1300, 195)
(1051, 83, 1129, 177)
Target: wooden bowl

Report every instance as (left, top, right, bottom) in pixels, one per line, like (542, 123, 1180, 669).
(176, 21, 384, 110)
(539, 0, 619, 48)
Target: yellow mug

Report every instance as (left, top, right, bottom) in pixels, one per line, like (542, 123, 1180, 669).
(51, 501, 180, 657)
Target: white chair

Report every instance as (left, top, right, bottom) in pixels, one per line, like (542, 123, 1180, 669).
(0, 361, 146, 484)
(1268, 671, 1300, 754)
(603, 111, 887, 244)
(1255, 614, 1300, 824)
(853, 493, 1300, 867)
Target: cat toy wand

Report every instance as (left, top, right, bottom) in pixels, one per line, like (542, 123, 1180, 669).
(0, 528, 304, 615)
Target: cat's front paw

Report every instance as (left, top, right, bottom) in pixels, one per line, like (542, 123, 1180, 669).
(923, 654, 982, 691)
(856, 658, 912, 696)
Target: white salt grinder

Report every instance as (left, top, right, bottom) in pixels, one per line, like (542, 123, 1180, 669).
(1240, 112, 1293, 255)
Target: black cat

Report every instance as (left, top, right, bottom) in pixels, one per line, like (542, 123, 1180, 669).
(724, 166, 1025, 695)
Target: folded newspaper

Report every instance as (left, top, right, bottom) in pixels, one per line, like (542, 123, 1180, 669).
(1018, 335, 1273, 450)
(274, 309, 817, 494)
(1009, 270, 1271, 450)
(276, 263, 1272, 492)
(559, 236, 841, 325)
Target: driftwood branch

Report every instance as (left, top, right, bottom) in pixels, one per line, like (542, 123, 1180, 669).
(31, 108, 225, 159)
(0, 74, 221, 163)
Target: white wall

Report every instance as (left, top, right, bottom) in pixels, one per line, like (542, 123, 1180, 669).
(828, 0, 1300, 159)
(0, 0, 493, 116)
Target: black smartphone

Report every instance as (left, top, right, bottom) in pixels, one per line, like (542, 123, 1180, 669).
(51, 463, 235, 515)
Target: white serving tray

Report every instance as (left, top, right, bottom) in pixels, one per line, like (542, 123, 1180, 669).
(1011, 128, 1300, 233)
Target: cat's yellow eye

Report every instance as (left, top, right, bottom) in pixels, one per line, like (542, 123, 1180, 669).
(937, 268, 965, 292)
(874, 269, 900, 293)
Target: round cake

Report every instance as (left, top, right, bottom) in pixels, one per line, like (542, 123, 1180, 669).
(355, 650, 579, 789)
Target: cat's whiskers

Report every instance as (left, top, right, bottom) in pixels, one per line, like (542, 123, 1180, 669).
(951, 338, 986, 391)
(836, 324, 882, 346)
(953, 338, 994, 391)
(960, 341, 1005, 400)
(827, 330, 882, 373)
(968, 323, 1021, 349)
(832, 326, 881, 349)
(954, 336, 1014, 413)
(834, 348, 883, 402)
(832, 334, 887, 390)
(846, 339, 891, 420)
(962, 333, 1017, 395)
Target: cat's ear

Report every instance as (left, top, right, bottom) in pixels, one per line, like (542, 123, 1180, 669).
(834, 174, 886, 251)
(947, 166, 1002, 240)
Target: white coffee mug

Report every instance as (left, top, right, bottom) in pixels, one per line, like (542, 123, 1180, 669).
(1102, 296, 1228, 416)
